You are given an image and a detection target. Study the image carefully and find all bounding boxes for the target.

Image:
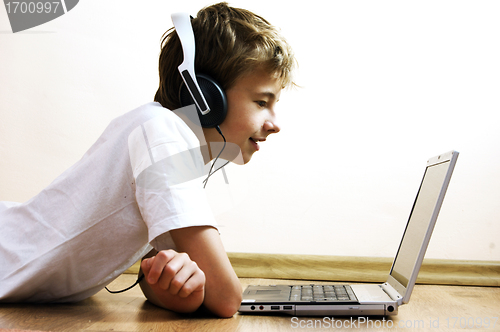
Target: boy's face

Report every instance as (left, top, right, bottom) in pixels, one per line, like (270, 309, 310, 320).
(217, 67, 283, 164)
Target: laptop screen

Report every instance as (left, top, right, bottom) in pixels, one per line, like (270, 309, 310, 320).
(389, 159, 452, 287)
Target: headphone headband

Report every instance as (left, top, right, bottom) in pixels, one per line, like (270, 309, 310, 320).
(171, 13, 211, 115)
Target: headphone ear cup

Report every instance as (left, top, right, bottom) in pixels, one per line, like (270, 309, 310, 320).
(179, 73, 228, 128)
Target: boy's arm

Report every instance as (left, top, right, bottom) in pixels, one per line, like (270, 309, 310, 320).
(139, 226, 242, 317)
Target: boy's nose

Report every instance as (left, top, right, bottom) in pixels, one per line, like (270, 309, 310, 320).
(264, 120, 281, 134)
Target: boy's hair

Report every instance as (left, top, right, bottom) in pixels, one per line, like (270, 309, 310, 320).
(154, 2, 296, 110)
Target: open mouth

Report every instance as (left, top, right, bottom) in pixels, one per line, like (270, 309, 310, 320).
(249, 137, 261, 151)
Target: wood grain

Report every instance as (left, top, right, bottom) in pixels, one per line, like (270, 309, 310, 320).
(1, 275, 499, 332)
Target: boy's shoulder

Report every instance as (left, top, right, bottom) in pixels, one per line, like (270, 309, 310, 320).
(105, 102, 188, 138)
(125, 103, 201, 155)
(123, 102, 177, 124)
(86, 102, 197, 158)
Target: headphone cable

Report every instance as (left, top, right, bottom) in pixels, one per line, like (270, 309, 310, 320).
(105, 273, 144, 294)
(203, 125, 228, 188)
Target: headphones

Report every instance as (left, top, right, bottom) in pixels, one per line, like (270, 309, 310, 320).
(171, 13, 228, 128)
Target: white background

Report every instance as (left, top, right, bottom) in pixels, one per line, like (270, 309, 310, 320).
(1, 0, 499, 261)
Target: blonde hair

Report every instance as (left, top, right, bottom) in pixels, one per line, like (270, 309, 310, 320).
(154, 2, 296, 110)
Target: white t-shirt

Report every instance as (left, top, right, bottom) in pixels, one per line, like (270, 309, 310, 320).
(0, 102, 217, 303)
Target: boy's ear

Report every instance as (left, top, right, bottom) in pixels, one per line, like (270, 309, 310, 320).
(172, 12, 228, 128)
(179, 73, 227, 128)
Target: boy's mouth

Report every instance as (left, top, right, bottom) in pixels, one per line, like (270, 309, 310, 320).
(249, 137, 266, 151)
(249, 137, 259, 151)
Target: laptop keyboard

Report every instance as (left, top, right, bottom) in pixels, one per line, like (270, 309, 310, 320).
(290, 285, 357, 302)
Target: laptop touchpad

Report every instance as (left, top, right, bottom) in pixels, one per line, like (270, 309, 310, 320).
(243, 285, 291, 301)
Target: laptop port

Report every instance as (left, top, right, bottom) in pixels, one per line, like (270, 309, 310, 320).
(283, 305, 293, 310)
(271, 306, 280, 310)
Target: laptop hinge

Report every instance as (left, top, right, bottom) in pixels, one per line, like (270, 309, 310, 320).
(381, 283, 403, 305)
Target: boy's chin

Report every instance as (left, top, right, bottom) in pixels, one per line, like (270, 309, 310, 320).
(242, 157, 251, 165)
(235, 154, 249, 165)
(240, 151, 256, 165)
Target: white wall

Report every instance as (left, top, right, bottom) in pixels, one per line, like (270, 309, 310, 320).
(1, 1, 499, 261)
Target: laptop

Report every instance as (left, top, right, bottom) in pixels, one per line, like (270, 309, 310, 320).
(239, 150, 459, 316)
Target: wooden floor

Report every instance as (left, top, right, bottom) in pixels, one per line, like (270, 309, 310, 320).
(1, 274, 499, 332)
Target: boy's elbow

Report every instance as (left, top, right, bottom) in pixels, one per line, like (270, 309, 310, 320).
(210, 291, 242, 318)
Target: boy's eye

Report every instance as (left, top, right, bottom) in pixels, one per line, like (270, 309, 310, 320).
(256, 101, 267, 107)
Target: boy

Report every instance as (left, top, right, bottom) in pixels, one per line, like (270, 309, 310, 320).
(0, 2, 296, 317)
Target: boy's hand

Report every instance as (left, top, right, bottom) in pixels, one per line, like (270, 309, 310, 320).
(140, 249, 205, 312)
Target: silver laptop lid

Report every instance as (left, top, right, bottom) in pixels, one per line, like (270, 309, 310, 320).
(386, 150, 459, 304)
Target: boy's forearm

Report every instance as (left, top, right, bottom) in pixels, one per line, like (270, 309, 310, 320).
(169, 226, 243, 317)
